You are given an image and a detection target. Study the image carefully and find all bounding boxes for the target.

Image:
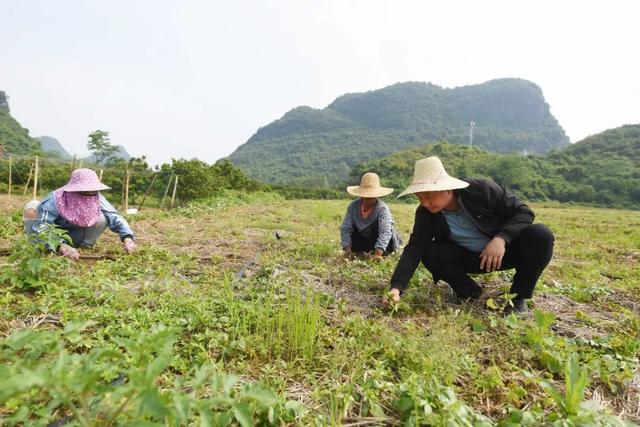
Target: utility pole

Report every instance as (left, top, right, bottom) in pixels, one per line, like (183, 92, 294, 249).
(469, 121, 476, 146)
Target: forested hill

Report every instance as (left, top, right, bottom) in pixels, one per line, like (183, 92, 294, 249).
(229, 78, 569, 185)
(0, 91, 41, 155)
(37, 136, 72, 159)
(350, 124, 640, 208)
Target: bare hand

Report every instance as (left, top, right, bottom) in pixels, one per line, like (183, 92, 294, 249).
(59, 244, 80, 261)
(369, 249, 383, 262)
(343, 246, 353, 259)
(123, 238, 137, 254)
(382, 288, 401, 308)
(479, 237, 506, 272)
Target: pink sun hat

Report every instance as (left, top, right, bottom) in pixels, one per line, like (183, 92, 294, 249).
(60, 168, 111, 192)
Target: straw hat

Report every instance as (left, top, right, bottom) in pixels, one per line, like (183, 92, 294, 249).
(347, 172, 393, 198)
(397, 156, 469, 197)
(61, 168, 111, 192)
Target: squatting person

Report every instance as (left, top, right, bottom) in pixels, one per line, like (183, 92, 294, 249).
(23, 168, 136, 260)
(386, 156, 554, 314)
(340, 172, 402, 261)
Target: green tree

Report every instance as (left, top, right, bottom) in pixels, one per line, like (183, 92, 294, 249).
(87, 130, 118, 165)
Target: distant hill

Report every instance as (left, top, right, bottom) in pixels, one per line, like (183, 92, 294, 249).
(350, 124, 640, 208)
(229, 78, 569, 186)
(543, 124, 640, 205)
(37, 136, 72, 159)
(0, 91, 41, 155)
(0, 91, 135, 163)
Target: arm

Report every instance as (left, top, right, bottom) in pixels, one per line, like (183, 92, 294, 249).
(475, 181, 534, 272)
(389, 206, 433, 294)
(489, 181, 535, 244)
(374, 206, 393, 253)
(339, 203, 355, 250)
(103, 210, 135, 241)
(30, 200, 65, 251)
(29, 199, 78, 259)
(100, 196, 135, 241)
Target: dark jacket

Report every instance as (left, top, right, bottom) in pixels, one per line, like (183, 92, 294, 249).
(390, 178, 534, 293)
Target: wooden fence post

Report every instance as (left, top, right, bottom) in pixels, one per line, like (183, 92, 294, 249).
(170, 175, 179, 208)
(23, 163, 34, 195)
(160, 172, 174, 209)
(124, 166, 130, 212)
(7, 156, 12, 199)
(70, 155, 76, 172)
(32, 156, 39, 200)
(137, 172, 158, 211)
(99, 169, 104, 181)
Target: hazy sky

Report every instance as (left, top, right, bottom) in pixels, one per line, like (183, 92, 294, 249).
(2, 1, 639, 166)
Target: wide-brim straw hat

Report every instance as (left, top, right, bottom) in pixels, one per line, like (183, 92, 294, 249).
(61, 168, 111, 192)
(397, 156, 469, 198)
(347, 172, 394, 198)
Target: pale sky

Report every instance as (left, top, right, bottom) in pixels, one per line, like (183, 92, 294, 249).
(2, 0, 639, 166)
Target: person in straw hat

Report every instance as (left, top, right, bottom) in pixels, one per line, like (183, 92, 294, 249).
(23, 168, 136, 261)
(385, 156, 553, 315)
(340, 172, 402, 261)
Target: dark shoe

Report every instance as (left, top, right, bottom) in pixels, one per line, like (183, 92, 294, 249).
(503, 298, 528, 316)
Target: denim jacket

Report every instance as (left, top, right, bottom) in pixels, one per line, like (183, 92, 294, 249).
(30, 192, 135, 243)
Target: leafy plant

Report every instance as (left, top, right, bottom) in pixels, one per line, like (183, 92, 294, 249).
(0, 323, 304, 425)
(262, 287, 322, 361)
(394, 375, 492, 426)
(0, 224, 69, 291)
(541, 355, 589, 416)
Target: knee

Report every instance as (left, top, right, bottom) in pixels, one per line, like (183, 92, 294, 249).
(23, 200, 40, 220)
(23, 208, 38, 220)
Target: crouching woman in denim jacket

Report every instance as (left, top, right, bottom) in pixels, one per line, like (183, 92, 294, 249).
(23, 168, 136, 261)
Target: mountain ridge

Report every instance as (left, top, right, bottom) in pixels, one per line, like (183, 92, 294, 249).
(0, 90, 41, 155)
(229, 78, 569, 185)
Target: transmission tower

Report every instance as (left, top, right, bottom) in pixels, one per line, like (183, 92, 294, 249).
(469, 121, 476, 146)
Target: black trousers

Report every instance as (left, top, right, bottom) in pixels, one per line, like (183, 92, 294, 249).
(351, 223, 396, 255)
(422, 223, 554, 299)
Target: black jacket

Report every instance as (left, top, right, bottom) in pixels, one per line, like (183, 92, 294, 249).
(390, 178, 535, 292)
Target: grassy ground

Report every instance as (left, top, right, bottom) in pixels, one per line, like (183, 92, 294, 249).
(0, 193, 639, 426)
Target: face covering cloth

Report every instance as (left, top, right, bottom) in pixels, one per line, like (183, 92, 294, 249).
(53, 190, 101, 228)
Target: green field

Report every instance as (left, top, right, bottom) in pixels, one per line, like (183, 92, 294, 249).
(1, 193, 639, 425)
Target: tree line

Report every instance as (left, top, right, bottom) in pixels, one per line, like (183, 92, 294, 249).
(349, 126, 640, 209)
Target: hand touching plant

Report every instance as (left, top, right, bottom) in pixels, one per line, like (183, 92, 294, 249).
(382, 288, 401, 309)
(123, 237, 137, 254)
(59, 243, 80, 261)
(369, 249, 384, 262)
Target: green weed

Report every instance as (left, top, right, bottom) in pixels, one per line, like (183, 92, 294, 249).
(0, 224, 69, 291)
